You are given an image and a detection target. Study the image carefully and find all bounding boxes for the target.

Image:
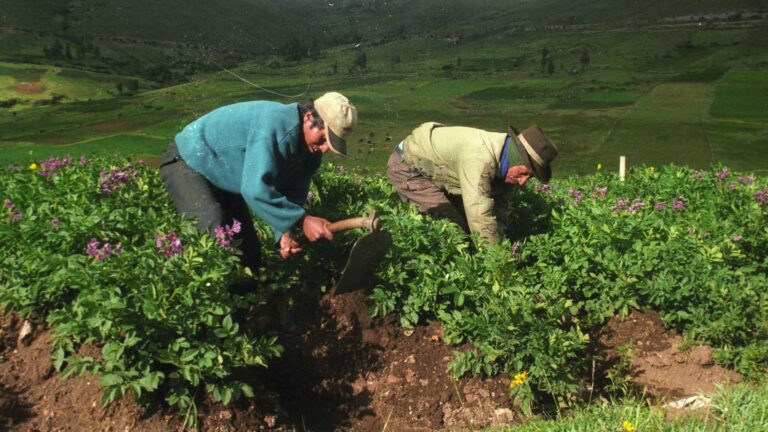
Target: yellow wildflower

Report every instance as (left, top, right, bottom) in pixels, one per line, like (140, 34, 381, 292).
(29, 162, 37, 170)
(509, 371, 528, 388)
(597, 163, 602, 170)
(622, 420, 635, 432)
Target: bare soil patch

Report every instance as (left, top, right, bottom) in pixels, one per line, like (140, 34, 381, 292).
(598, 310, 740, 400)
(1, 301, 740, 431)
(13, 82, 46, 94)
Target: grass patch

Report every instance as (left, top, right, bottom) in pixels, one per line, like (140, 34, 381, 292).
(599, 82, 715, 168)
(667, 66, 730, 83)
(0, 134, 169, 166)
(497, 381, 768, 431)
(710, 70, 768, 120)
(463, 85, 548, 101)
(0, 64, 46, 81)
(548, 99, 634, 110)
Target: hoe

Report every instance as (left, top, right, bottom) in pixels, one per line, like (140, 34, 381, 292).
(324, 210, 392, 294)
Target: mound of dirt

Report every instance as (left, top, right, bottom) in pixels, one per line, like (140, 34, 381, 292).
(0, 303, 740, 431)
(598, 310, 741, 400)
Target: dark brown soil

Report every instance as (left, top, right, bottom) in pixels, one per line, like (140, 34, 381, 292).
(1, 299, 740, 431)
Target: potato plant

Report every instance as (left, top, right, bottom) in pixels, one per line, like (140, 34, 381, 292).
(1, 155, 767, 421)
(309, 163, 768, 411)
(0, 156, 282, 426)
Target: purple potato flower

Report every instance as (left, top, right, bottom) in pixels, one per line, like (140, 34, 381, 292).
(715, 168, 729, 180)
(672, 196, 687, 211)
(595, 187, 608, 198)
(755, 188, 768, 206)
(4, 198, 13, 209)
(568, 187, 583, 204)
(86, 238, 123, 261)
(215, 219, 242, 250)
(535, 182, 553, 196)
(36, 155, 73, 179)
(627, 198, 645, 213)
(738, 175, 755, 185)
(155, 231, 183, 258)
(611, 198, 630, 213)
(654, 201, 666, 210)
(99, 163, 139, 194)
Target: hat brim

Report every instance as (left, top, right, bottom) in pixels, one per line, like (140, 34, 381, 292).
(326, 127, 347, 156)
(512, 135, 551, 184)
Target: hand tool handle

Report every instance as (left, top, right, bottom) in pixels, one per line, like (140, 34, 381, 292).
(326, 214, 380, 233)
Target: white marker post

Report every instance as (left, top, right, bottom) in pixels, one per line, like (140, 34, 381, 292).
(619, 156, 626, 182)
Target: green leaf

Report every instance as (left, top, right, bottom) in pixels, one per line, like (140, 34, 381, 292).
(100, 373, 124, 387)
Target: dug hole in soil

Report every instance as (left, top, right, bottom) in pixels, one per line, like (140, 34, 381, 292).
(1, 288, 740, 431)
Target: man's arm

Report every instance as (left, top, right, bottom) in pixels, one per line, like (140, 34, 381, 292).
(458, 162, 503, 244)
(240, 140, 307, 242)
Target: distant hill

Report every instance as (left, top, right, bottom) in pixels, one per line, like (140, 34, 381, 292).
(0, 0, 765, 83)
(3, 0, 765, 50)
(0, 0, 315, 51)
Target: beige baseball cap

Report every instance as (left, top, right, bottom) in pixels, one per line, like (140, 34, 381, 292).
(314, 92, 358, 156)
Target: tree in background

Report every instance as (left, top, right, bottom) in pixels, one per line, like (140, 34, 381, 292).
(126, 79, 139, 94)
(580, 47, 591, 72)
(43, 40, 64, 59)
(350, 50, 367, 74)
(281, 37, 307, 61)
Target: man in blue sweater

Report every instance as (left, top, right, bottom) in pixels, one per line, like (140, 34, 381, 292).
(159, 92, 358, 272)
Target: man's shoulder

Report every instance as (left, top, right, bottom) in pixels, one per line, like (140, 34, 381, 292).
(216, 100, 296, 116)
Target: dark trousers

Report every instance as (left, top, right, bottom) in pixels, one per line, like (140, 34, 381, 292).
(159, 142, 262, 272)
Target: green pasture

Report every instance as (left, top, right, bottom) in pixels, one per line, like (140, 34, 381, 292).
(599, 82, 715, 168)
(0, 134, 168, 167)
(1, 24, 767, 175)
(710, 70, 768, 120)
(0, 62, 123, 106)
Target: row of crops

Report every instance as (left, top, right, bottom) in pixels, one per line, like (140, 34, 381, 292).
(1, 155, 767, 422)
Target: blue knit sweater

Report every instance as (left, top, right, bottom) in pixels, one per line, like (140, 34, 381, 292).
(175, 101, 321, 241)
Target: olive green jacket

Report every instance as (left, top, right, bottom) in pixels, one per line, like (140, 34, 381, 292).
(402, 122, 516, 244)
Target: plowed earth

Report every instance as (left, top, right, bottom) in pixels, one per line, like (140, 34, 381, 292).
(1, 291, 739, 431)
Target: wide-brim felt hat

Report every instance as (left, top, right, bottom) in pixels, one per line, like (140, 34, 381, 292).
(509, 125, 559, 183)
(314, 92, 358, 156)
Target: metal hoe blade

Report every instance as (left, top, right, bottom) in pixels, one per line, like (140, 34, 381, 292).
(331, 229, 392, 295)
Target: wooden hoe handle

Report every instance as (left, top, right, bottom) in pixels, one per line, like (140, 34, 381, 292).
(326, 211, 381, 233)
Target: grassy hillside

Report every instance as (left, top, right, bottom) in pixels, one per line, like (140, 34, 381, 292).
(0, 2, 767, 175)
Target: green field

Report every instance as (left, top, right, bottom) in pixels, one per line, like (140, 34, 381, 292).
(1, 18, 767, 177)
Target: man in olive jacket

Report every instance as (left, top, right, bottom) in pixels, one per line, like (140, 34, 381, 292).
(386, 122, 558, 244)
